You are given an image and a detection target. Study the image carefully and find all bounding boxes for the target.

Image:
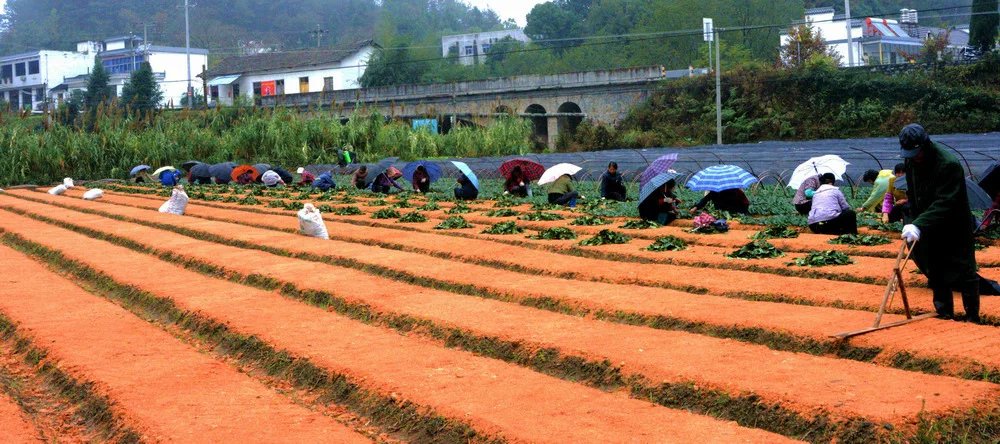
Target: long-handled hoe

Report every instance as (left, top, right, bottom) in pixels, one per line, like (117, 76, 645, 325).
(831, 240, 936, 339)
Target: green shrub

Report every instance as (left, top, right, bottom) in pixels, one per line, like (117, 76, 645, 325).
(482, 221, 524, 235)
(435, 216, 473, 229)
(647, 235, 688, 251)
(528, 227, 577, 240)
(579, 229, 631, 246)
(789, 250, 854, 267)
(727, 240, 783, 259)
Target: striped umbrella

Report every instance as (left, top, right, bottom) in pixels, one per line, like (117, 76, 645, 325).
(639, 171, 680, 204)
(639, 153, 679, 187)
(686, 165, 758, 192)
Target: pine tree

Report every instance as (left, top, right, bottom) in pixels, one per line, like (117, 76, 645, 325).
(121, 62, 163, 116)
(970, 0, 999, 53)
(84, 58, 112, 110)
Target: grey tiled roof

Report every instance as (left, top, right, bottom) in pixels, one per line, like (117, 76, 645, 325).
(207, 40, 375, 77)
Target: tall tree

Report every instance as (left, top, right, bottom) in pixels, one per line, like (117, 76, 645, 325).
(120, 62, 163, 116)
(84, 59, 112, 110)
(360, 43, 427, 88)
(970, 0, 999, 52)
(779, 25, 841, 68)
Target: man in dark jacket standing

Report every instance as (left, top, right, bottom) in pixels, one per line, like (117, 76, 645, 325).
(899, 124, 979, 323)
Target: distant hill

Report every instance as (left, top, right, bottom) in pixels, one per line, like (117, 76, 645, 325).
(0, 0, 504, 59)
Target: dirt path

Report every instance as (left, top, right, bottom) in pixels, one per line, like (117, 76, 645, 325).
(0, 244, 371, 443)
(2, 196, 998, 428)
(0, 211, 792, 443)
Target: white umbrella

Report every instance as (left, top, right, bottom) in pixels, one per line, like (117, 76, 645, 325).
(538, 163, 582, 186)
(787, 155, 849, 189)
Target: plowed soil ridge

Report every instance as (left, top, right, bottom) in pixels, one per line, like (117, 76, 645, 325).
(0, 243, 371, 443)
(13, 191, 1000, 375)
(0, 210, 790, 443)
(0, 391, 40, 443)
(1, 196, 997, 429)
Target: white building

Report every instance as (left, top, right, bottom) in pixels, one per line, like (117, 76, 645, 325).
(204, 40, 376, 106)
(441, 29, 530, 65)
(42, 36, 209, 109)
(781, 7, 970, 67)
(0, 50, 93, 112)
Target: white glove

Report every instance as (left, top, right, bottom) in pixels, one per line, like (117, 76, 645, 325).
(901, 224, 921, 243)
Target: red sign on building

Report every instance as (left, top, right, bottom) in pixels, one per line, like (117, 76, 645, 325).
(260, 81, 276, 97)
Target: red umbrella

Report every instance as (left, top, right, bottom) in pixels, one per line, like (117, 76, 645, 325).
(230, 165, 261, 184)
(500, 158, 545, 181)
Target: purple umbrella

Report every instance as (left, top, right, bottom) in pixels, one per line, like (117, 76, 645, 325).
(640, 153, 679, 187)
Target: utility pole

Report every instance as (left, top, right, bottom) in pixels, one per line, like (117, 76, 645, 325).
(309, 25, 329, 49)
(715, 27, 723, 146)
(181, 0, 195, 109)
(845, 0, 854, 66)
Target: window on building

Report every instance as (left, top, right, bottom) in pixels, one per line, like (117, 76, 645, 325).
(9, 91, 19, 109)
(15, 63, 25, 76)
(1, 65, 11, 81)
(102, 56, 145, 75)
(464, 45, 474, 56)
(28, 60, 39, 75)
(299, 76, 309, 94)
(481, 44, 491, 54)
(252, 82, 262, 97)
(35, 87, 44, 101)
(232, 83, 240, 98)
(275, 79, 285, 95)
(210, 85, 219, 100)
(323, 77, 333, 91)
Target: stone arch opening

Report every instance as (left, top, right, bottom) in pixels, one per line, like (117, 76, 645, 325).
(525, 104, 548, 148)
(557, 102, 583, 135)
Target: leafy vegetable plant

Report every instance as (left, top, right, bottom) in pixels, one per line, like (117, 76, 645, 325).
(482, 221, 524, 235)
(727, 240, 783, 259)
(789, 250, 853, 267)
(579, 229, 631, 246)
(435, 216, 473, 229)
(647, 235, 688, 251)
(528, 227, 577, 240)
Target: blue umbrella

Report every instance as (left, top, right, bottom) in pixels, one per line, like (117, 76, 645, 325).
(967, 177, 992, 211)
(451, 161, 479, 190)
(639, 171, 680, 204)
(130, 165, 151, 177)
(402, 161, 443, 183)
(209, 163, 235, 184)
(639, 154, 679, 187)
(686, 165, 758, 192)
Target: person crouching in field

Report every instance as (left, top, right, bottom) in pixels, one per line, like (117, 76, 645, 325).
(600, 162, 627, 201)
(689, 189, 750, 216)
(454, 174, 479, 200)
(353, 166, 368, 190)
(639, 179, 681, 225)
(547, 173, 581, 207)
(504, 166, 530, 198)
(412, 165, 431, 193)
(808, 173, 858, 235)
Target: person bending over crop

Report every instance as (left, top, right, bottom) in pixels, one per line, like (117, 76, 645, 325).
(371, 167, 404, 194)
(504, 166, 530, 198)
(313, 172, 336, 192)
(689, 189, 750, 216)
(547, 173, 582, 207)
(807, 173, 857, 235)
(899, 124, 979, 323)
(639, 179, 681, 225)
(792, 174, 821, 215)
(600, 162, 627, 202)
(261, 170, 286, 187)
(454, 174, 479, 200)
(858, 168, 893, 213)
(412, 165, 431, 193)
